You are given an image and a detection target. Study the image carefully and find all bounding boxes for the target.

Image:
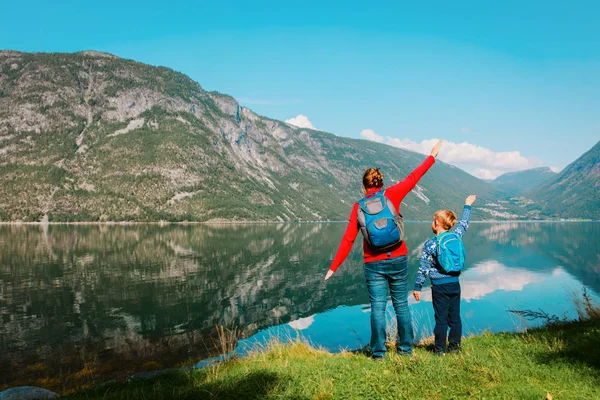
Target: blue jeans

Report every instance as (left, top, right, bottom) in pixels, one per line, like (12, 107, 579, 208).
(364, 256, 414, 358)
(431, 282, 462, 353)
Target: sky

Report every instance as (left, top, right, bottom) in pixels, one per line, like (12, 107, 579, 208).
(1, 0, 599, 179)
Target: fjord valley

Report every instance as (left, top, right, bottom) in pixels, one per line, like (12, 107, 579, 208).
(2, 51, 597, 223)
(2, 1, 600, 398)
(490, 167, 558, 196)
(1, 51, 599, 399)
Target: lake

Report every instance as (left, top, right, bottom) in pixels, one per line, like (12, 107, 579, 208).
(1, 222, 599, 389)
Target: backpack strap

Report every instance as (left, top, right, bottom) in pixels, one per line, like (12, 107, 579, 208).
(436, 231, 454, 256)
(434, 233, 448, 272)
(436, 231, 446, 247)
(436, 232, 461, 256)
(358, 190, 386, 215)
(357, 197, 369, 214)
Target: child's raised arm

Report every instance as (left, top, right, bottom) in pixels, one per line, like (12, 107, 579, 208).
(453, 195, 476, 237)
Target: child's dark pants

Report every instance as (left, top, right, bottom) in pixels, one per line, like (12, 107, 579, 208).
(431, 282, 462, 353)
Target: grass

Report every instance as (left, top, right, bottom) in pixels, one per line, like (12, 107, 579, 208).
(67, 316, 600, 400)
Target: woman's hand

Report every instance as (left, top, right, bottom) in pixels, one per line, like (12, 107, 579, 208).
(324, 269, 335, 281)
(465, 195, 477, 206)
(413, 291, 421, 302)
(430, 140, 443, 158)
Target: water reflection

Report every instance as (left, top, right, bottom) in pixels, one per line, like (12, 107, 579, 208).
(0, 222, 599, 389)
(233, 265, 597, 361)
(419, 260, 549, 302)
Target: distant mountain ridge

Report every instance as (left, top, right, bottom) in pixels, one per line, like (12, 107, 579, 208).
(491, 167, 558, 196)
(526, 141, 600, 220)
(0, 51, 594, 221)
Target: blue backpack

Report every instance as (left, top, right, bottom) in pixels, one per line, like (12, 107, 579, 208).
(436, 231, 466, 273)
(357, 190, 404, 250)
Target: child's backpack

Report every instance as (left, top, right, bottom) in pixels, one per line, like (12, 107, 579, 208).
(436, 231, 466, 273)
(357, 190, 404, 250)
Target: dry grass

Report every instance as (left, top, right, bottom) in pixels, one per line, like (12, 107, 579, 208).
(572, 287, 600, 320)
(215, 325, 239, 356)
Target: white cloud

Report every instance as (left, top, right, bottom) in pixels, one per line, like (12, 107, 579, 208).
(550, 166, 560, 173)
(285, 115, 316, 130)
(360, 129, 384, 143)
(471, 169, 498, 180)
(382, 137, 544, 179)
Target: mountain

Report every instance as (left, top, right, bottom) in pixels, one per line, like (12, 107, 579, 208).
(526, 141, 600, 220)
(491, 167, 557, 196)
(0, 51, 516, 222)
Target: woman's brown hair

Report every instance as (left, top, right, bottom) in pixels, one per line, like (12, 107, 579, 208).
(362, 168, 384, 189)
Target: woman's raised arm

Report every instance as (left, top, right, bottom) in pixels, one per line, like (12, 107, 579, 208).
(385, 140, 442, 202)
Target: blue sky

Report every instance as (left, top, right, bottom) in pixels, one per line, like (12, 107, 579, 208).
(2, 0, 598, 178)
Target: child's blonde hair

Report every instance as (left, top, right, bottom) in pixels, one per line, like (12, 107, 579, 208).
(434, 210, 457, 231)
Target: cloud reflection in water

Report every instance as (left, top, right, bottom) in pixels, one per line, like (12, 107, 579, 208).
(414, 260, 551, 303)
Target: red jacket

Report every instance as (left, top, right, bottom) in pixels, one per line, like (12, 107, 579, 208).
(328, 155, 435, 272)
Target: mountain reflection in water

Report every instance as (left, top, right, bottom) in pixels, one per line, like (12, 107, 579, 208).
(1, 222, 598, 389)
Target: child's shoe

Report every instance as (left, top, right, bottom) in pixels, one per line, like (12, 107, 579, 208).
(448, 343, 462, 353)
(397, 350, 413, 357)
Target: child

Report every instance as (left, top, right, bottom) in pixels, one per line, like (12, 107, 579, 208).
(413, 195, 476, 354)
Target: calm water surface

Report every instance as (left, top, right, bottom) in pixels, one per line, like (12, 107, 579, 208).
(1, 222, 599, 389)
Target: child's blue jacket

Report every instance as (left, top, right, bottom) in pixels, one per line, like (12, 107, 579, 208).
(414, 205, 472, 291)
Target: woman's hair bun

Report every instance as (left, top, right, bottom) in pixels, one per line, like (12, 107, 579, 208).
(363, 168, 384, 189)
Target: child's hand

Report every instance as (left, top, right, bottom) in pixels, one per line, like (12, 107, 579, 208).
(413, 290, 421, 302)
(465, 195, 476, 206)
(324, 269, 334, 281)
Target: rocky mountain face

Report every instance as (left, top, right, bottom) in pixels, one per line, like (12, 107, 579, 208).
(492, 167, 558, 196)
(0, 51, 526, 221)
(526, 141, 600, 220)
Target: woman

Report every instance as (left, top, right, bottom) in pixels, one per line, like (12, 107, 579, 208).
(324, 140, 442, 359)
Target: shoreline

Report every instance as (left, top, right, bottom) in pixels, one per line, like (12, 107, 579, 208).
(0, 219, 596, 226)
(7, 316, 596, 399)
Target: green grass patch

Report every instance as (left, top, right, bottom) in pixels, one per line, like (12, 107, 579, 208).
(68, 318, 600, 399)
